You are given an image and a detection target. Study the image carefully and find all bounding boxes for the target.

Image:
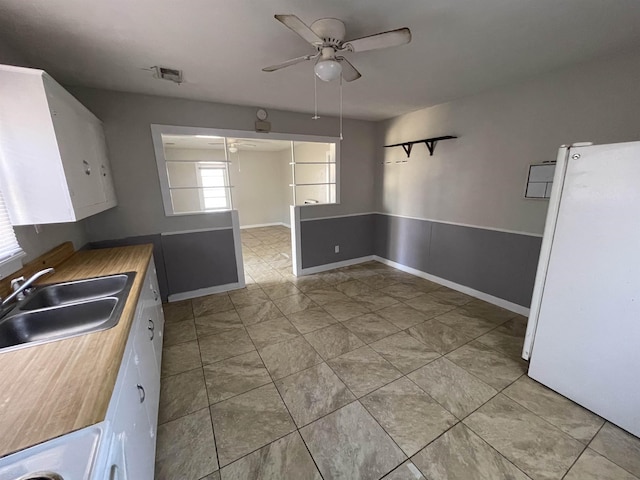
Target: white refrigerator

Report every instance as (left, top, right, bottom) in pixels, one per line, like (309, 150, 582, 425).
(523, 141, 640, 437)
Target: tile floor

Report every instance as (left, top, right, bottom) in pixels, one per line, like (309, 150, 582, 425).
(155, 226, 640, 480)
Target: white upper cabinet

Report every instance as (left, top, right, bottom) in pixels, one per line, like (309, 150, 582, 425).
(0, 65, 117, 225)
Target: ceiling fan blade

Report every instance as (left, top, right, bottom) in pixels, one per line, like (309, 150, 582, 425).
(344, 27, 411, 53)
(262, 54, 317, 72)
(337, 57, 362, 82)
(274, 14, 323, 46)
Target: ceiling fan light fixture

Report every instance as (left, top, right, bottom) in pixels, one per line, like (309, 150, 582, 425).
(314, 59, 342, 82)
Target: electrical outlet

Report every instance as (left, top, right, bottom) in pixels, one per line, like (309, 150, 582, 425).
(334, 245, 340, 253)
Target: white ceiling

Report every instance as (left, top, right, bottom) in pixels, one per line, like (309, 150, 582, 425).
(1, 0, 640, 120)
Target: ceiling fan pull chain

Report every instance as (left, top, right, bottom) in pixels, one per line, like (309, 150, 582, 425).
(339, 73, 343, 140)
(313, 71, 320, 120)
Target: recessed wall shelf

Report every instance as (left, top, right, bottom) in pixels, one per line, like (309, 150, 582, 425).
(385, 135, 458, 157)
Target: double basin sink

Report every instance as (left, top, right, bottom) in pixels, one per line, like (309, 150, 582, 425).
(0, 272, 136, 352)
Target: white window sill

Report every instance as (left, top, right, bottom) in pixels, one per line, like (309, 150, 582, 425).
(0, 251, 26, 280)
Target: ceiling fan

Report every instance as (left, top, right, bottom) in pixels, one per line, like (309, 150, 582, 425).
(262, 15, 411, 82)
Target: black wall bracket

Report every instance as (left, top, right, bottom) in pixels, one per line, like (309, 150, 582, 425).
(385, 135, 458, 157)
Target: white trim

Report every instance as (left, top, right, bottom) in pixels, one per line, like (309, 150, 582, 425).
(0, 250, 26, 280)
(290, 206, 302, 277)
(372, 256, 529, 316)
(375, 212, 543, 238)
(300, 211, 376, 222)
(240, 222, 290, 230)
(296, 210, 543, 238)
(522, 146, 569, 360)
(161, 226, 232, 236)
(231, 210, 246, 290)
(168, 282, 243, 302)
(300, 255, 375, 276)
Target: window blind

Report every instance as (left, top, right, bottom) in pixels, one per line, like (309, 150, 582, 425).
(0, 188, 23, 265)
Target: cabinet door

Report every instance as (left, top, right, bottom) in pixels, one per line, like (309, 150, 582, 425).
(47, 87, 106, 211)
(112, 355, 155, 480)
(89, 121, 118, 206)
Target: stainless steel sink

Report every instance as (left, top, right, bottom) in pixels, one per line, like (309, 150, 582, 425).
(20, 274, 130, 311)
(0, 272, 135, 352)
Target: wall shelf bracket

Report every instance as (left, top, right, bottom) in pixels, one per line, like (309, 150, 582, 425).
(385, 135, 457, 158)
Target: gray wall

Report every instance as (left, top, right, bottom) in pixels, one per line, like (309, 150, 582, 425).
(373, 51, 640, 307)
(377, 50, 640, 235)
(300, 215, 375, 269)
(374, 215, 541, 307)
(69, 87, 377, 240)
(0, 38, 89, 263)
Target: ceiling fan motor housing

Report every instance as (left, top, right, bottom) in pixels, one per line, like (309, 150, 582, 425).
(310, 18, 346, 47)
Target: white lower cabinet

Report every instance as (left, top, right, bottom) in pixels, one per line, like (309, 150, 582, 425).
(0, 259, 164, 480)
(99, 260, 164, 480)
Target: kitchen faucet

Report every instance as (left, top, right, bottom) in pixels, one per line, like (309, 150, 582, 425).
(1, 268, 55, 307)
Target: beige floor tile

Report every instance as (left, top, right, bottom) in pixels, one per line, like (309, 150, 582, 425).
(352, 292, 400, 311)
(565, 449, 638, 480)
(236, 301, 283, 326)
(381, 462, 426, 480)
(370, 331, 441, 374)
(463, 394, 584, 480)
(590, 423, 640, 478)
(192, 294, 234, 317)
(328, 346, 402, 398)
(195, 310, 243, 338)
(210, 384, 296, 466)
(361, 377, 456, 456)
(306, 287, 350, 305)
(429, 289, 474, 306)
(408, 358, 497, 419)
(219, 432, 322, 480)
(287, 306, 338, 334)
(408, 319, 475, 354)
(273, 293, 316, 316)
(375, 303, 429, 330)
(229, 288, 269, 308)
(163, 300, 193, 323)
(335, 279, 374, 297)
(258, 336, 322, 380)
(159, 368, 209, 424)
(155, 408, 218, 480)
(163, 319, 197, 347)
(322, 299, 371, 321)
(304, 323, 365, 360)
(378, 282, 424, 300)
(412, 423, 530, 480)
(275, 363, 355, 427)
(446, 341, 527, 390)
(162, 340, 202, 377)
(434, 309, 501, 339)
(476, 317, 527, 359)
(245, 316, 299, 349)
(503, 376, 604, 443)
(458, 299, 516, 324)
(264, 282, 300, 300)
(404, 294, 456, 318)
(342, 313, 400, 344)
(300, 402, 406, 480)
(198, 328, 255, 365)
(203, 351, 271, 404)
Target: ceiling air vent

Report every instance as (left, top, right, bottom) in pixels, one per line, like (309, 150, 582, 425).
(152, 66, 183, 84)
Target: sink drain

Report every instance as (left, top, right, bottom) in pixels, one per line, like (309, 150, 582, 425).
(17, 473, 63, 480)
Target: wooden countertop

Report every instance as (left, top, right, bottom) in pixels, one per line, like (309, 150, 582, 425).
(0, 244, 153, 458)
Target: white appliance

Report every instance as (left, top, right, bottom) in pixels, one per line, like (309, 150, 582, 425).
(523, 141, 640, 437)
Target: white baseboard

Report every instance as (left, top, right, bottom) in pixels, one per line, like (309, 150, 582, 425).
(299, 255, 375, 276)
(168, 282, 244, 302)
(240, 222, 290, 229)
(373, 256, 529, 316)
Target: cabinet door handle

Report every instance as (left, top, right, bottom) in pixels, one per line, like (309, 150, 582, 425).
(137, 384, 146, 403)
(82, 159, 91, 175)
(148, 319, 155, 340)
(109, 464, 119, 480)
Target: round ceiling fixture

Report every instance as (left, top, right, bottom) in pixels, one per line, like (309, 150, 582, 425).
(314, 58, 342, 82)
